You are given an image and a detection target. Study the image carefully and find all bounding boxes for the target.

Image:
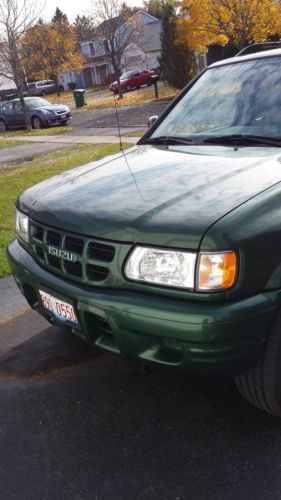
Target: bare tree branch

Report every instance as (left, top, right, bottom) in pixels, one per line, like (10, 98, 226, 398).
(0, 0, 42, 130)
(92, 0, 144, 98)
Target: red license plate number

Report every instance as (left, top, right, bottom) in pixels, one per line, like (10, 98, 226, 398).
(39, 290, 78, 325)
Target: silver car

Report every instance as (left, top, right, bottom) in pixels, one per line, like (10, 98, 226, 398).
(27, 80, 63, 96)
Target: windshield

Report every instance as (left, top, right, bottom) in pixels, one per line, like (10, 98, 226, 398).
(120, 71, 133, 80)
(25, 98, 50, 109)
(150, 57, 281, 141)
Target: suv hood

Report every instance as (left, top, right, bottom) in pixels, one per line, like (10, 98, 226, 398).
(18, 145, 281, 249)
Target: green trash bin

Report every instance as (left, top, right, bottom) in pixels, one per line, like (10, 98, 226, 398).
(73, 89, 85, 108)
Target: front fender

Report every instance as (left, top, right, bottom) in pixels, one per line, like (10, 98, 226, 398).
(201, 181, 281, 299)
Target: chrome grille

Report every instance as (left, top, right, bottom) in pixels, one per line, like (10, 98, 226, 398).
(30, 221, 117, 285)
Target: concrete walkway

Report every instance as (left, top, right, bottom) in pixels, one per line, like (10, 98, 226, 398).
(3, 131, 141, 146)
(0, 142, 72, 169)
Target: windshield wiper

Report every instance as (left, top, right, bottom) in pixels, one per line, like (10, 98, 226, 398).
(145, 136, 201, 146)
(202, 134, 281, 147)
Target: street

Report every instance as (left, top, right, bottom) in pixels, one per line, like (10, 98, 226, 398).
(1, 305, 281, 500)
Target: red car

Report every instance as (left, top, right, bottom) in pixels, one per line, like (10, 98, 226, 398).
(109, 69, 157, 93)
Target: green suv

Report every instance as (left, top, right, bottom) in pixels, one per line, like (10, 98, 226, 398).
(8, 49, 281, 416)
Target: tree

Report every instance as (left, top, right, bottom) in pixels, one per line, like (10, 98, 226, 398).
(175, 0, 281, 53)
(120, 3, 139, 17)
(0, 0, 41, 131)
(51, 7, 68, 26)
(93, 0, 143, 98)
(143, 0, 164, 19)
(21, 22, 84, 94)
(73, 15, 94, 41)
(158, 2, 196, 88)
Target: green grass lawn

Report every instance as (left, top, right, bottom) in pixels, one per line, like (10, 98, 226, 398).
(0, 143, 125, 277)
(0, 139, 29, 148)
(1, 126, 73, 138)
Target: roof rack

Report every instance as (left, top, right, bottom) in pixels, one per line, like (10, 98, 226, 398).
(236, 42, 281, 56)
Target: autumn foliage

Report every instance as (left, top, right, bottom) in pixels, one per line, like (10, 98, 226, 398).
(175, 0, 281, 52)
(21, 20, 84, 85)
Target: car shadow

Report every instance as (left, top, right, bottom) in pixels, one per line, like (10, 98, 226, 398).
(0, 323, 280, 499)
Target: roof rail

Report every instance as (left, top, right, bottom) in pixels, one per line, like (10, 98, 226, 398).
(236, 42, 281, 56)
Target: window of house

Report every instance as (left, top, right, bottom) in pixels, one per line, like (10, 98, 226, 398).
(89, 42, 95, 56)
(103, 40, 109, 53)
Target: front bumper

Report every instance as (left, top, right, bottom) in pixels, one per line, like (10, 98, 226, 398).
(44, 114, 72, 126)
(7, 239, 280, 375)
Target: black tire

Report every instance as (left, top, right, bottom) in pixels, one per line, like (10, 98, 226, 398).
(41, 90, 46, 96)
(0, 119, 7, 132)
(32, 116, 43, 129)
(235, 307, 281, 416)
(125, 84, 131, 92)
(147, 79, 153, 86)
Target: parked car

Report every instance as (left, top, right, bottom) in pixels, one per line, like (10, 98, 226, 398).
(9, 48, 281, 417)
(27, 80, 64, 96)
(109, 69, 157, 93)
(0, 97, 71, 131)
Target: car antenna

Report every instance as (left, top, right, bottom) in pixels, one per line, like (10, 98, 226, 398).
(113, 88, 144, 200)
(113, 90, 123, 151)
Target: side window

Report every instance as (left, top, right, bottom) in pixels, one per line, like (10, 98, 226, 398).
(14, 102, 23, 112)
(2, 102, 14, 112)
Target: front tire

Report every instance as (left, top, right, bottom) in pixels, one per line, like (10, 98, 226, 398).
(235, 307, 281, 416)
(32, 116, 43, 129)
(0, 119, 7, 132)
(147, 79, 153, 86)
(125, 84, 131, 92)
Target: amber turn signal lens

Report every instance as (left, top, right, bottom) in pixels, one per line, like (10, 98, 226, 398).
(198, 252, 237, 291)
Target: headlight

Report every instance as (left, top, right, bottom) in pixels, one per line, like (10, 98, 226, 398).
(125, 247, 238, 291)
(124, 247, 197, 289)
(197, 252, 237, 291)
(15, 209, 29, 244)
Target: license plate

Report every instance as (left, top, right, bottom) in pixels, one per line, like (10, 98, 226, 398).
(39, 289, 78, 326)
(60, 114, 66, 119)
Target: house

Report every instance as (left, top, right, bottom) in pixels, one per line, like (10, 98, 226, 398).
(60, 11, 161, 89)
(122, 17, 161, 73)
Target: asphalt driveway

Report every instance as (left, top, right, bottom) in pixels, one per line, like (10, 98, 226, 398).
(1, 306, 281, 500)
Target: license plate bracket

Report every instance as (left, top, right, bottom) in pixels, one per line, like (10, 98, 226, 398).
(38, 286, 80, 328)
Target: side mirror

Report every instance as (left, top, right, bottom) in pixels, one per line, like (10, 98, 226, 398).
(148, 115, 158, 128)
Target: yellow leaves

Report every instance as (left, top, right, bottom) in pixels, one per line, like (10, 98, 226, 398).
(21, 22, 84, 81)
(174, 0, 281, 52)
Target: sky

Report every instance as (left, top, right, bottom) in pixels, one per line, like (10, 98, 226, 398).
(42, 0, 144, 22)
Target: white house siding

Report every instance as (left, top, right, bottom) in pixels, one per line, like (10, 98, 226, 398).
(58, 71, 83, 90)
